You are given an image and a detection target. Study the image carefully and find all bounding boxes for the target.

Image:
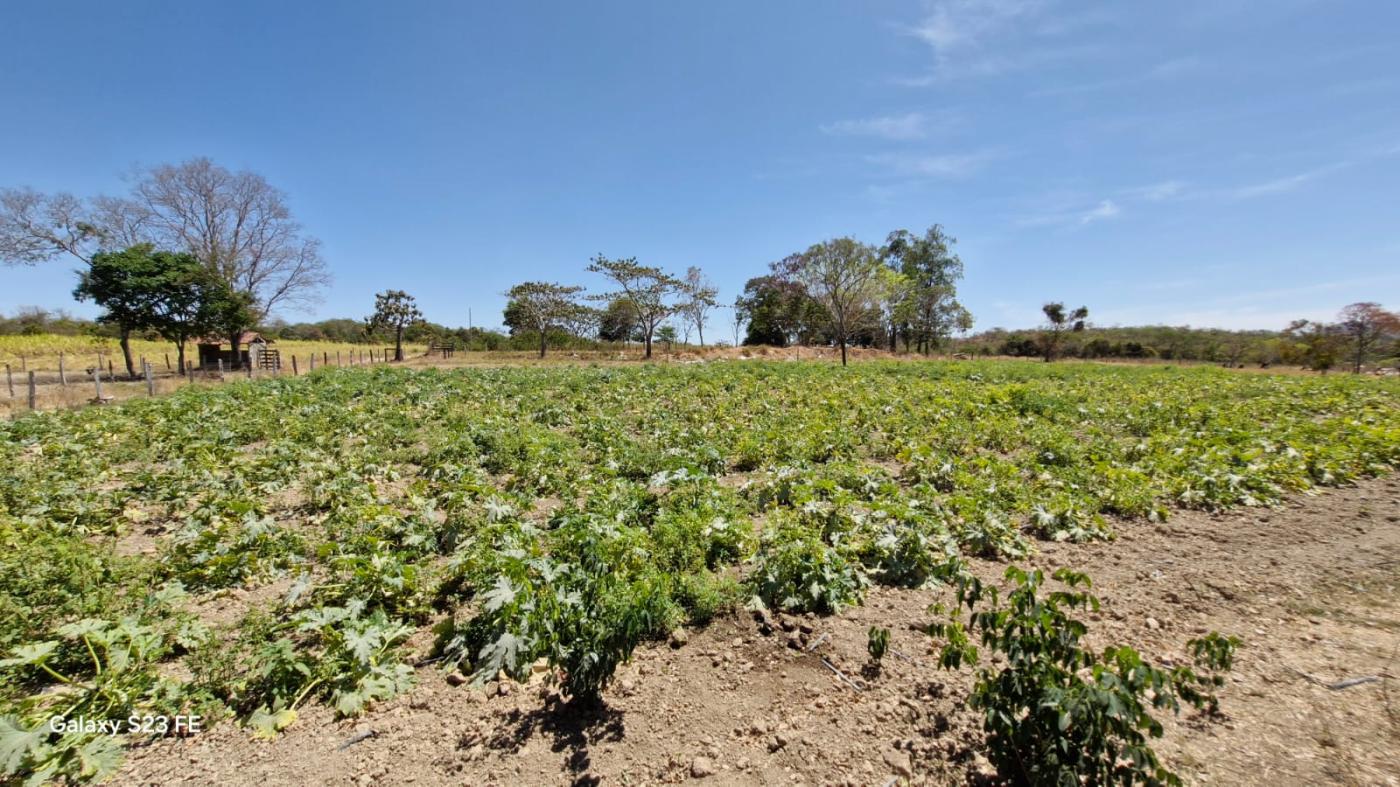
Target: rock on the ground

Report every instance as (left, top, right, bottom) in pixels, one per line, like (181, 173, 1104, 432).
(883, 749, 913, 779)
(690, 756, 715, 778)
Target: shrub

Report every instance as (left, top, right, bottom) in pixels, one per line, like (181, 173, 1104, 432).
(746, 522, 866, 614)
(929, 566, 1238, 786)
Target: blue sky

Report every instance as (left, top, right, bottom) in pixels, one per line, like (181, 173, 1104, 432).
(2, 0, 1397, 334)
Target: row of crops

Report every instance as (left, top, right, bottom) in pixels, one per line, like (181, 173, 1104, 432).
(1, 361, 1397, 782)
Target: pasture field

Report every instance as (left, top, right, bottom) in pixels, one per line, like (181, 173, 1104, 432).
(0, 334, 426, 373)
(1, 360, 1397, 783)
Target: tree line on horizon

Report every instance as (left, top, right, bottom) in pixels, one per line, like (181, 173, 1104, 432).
(501, 225, 972, 366)
(4, 158, 1397, 373)
(960, 303, 1400, 372)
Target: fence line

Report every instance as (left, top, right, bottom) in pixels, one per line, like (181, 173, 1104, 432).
(3, 346, 406, 419)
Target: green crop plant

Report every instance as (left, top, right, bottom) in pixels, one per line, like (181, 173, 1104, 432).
(929, 566, 1240, 786)
(0, 360, 1392, 782)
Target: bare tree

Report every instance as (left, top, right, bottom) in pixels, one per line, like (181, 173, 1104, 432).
(778, 238, 885, 366)
(1337, 302, 1400, 373)
(679, 266, 719, 347)
(0, 188, 102, 264)
(2, 160, 330, 368)
(586, 255, 681, 359)
(127, 159, 329, 320)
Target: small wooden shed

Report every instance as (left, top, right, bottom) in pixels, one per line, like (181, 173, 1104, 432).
(197, 332, 273, 369)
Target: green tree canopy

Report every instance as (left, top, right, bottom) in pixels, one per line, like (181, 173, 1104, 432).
(366, 290, 423, 361)
(503, 281, 589, 357)
(585, 255, 680, 359)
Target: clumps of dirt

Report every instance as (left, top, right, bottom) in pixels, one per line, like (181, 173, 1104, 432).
(120, 476, 1400, 785)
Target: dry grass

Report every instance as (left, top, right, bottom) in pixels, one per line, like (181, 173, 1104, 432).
(0, 335, 427, 373)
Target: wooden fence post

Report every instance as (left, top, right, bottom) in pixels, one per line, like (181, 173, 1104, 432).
(5, 363, 12, 399)
(93, 368, 104, 401)
(337, 350, 342, 366)
(145, 362, 155, 397)
(310, 353, 316, 371)
(218, 359, 224, 379)
(19, 354, 26, 373)
(292, 355, 299, 375)
(108, 360, 114, 378)
(323, 351, 329, 367)
(165, 353, 171, 371)
(59, 353, 67, 387)
(28, 372, 37, 410)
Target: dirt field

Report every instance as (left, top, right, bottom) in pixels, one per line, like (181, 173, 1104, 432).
(116, 475, 1400, 786)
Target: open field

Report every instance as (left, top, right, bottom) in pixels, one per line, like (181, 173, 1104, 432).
(1, 360, 1396, 784)
(0, 335, 427, 376)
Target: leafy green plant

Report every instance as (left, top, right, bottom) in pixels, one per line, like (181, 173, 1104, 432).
(439, 517, 673, 701)
(929, 566, 1239, 786)
(867, 626, 890, 666)
(187, 601, 414, 738)
(747, 521, 867, 614)
(0, 585, 208, 785)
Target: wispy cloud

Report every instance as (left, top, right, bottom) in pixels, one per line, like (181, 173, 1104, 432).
(1225, 162, 1349, 200)
(1079, 199, 1120, 224)
(1124, 180, 1187, 201)
(865, 149, 1001, 179)
(1017, 195, 1122, 229)
(1031, 56, 1203, 96)
(820, 111, 956, 141)
(906, 0, 1044, 51)
(894, 0, 1108, 83)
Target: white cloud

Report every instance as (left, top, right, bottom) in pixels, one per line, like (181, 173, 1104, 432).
(1079, 199, 1120, 224)
(820, 112, 936, 140)
(1125, 180, 1186, 201)
(865, 149, 1000, 178)
(893, 0, 1111, 84)
(907, 0, 1044, 52)
(1017, 194, 1121, 229)
(1225, 163, 1348, 200)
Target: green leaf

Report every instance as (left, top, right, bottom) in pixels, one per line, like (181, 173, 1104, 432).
(475, 631, 526, 681)
(247, 706, 298, 739)
(0, 716, 48, 774)
(0, 641, 58, 669)
(76, 735, 124, 780)
(482, 576, 517, 613)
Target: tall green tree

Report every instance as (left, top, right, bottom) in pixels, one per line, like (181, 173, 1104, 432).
(503, 282, 589, 358)
(1283, 318, 1343, 372)
(73, 244, 164, 377)
(734, 274, 823, 347)
(366, 290, 423, 361)
(144, 251, 233, 372)
(596, 298, 643, 343)
(1039, 303, 1089, 363)
(586, 255, 680, 359)
(779, 238, 886, 366)
(882, 225, 973, 354)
